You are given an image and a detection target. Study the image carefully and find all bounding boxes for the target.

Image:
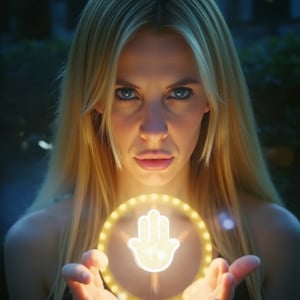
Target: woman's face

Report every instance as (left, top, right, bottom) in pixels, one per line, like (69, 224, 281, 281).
(108, 29, 209, 191)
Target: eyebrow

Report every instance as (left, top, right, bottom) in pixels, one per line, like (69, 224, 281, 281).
(167, 77, 201, 88)
(115, 79, 139, 89)
(115, 77, 201, 88)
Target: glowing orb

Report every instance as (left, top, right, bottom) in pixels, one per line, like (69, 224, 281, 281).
(98, 194, 212, 299)
(127, 209, 180, 272)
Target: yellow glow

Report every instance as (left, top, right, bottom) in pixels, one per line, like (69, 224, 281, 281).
(98, 194, 212, 300)
(127, 209, 180, 272)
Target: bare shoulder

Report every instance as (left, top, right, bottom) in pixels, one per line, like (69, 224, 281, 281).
(5, 197, 72, 250)
(4, 198, 73, 299)
(242, 195, 300, 299)
(244, 197, 300, 243)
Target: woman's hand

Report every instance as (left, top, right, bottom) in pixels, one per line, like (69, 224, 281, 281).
(183, 255, 261, 300)
(62, 251, 260, 300)
(61, 249, 117, 300)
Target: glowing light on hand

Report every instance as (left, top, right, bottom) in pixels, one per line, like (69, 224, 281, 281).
(98, 194, 213, 299)
(127, 209, 180, 272)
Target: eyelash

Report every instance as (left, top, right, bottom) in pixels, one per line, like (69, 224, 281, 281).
(168, 87, 193, 100)
(115, 87, 193, 101)
(115, 87, 138, 100)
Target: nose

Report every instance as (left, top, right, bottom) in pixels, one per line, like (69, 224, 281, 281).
(139, 102, 168, 142)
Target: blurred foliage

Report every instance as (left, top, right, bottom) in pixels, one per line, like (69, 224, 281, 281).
(240, 34, 300, 141)
(239, 34, 300, 207)
(0, 39, 69, 156)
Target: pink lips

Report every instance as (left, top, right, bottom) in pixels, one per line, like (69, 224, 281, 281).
(134, 151, 174, 170)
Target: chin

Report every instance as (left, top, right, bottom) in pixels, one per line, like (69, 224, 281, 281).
(137, 176, 174, 189)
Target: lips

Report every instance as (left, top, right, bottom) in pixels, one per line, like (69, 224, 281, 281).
(134, 151, 174, 170)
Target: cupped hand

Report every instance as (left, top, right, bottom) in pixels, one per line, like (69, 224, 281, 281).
(61, 249, 117, 300)
(62, 251, 260, 300)
(183, 255, 261, 300)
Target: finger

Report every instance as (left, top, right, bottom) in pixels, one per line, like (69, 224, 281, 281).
(229, 255, 261, 286)
(149, 209, 160, 241)
(138, 215, 149, 241)
(160, 215, 170, 240)
(216, 272, 235, 300)
(81, 249, 108, 271)
(205, 258, 229, 289)
(61, 264, 94, 300)
(61, 263, 92, 284)
(182, 258, 229, 300)
(81, 249, 109, 288)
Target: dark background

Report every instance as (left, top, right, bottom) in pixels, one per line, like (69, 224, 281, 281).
(1, 1, 300, 299)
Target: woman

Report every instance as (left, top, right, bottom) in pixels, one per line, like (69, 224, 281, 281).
(5, 0, 300, 299)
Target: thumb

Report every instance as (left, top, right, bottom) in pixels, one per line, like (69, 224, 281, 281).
(229, 255, 261, 286)
(81, 249, 109, 271)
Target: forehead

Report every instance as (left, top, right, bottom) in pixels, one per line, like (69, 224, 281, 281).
(123, 29, 191, 54)
(117, 29, 199, 79)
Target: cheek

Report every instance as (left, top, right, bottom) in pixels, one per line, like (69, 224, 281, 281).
(173, 112, 204, 148)
(111, 114, 138, 150)
(112, 116, 137, 138)
(187, 122, 202, 150)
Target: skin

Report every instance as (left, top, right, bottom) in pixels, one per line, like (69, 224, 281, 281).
(98, 30, 210, 202)
(5, 30, 300, 300)
(61, 250, 261, 300)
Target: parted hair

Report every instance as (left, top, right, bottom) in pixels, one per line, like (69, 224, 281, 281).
(28, 1, 281, 299)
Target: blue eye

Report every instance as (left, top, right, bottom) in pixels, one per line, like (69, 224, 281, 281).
(115, 87, 138, 100)
(169, 87, 192, 99)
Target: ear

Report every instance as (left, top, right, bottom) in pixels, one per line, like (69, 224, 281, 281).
(204, 101, 210, 113)
(94, 102, 104, 113)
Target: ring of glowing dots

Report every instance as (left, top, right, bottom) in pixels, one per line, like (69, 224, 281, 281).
(98, 194, 212, 300)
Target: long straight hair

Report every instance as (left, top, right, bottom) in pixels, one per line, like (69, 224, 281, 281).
(28, 1, 281, 299)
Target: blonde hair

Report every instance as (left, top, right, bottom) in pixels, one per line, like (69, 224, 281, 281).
(28, 0, 281, 299)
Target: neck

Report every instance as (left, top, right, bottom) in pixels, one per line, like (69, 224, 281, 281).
(115, 173, 191, 205)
